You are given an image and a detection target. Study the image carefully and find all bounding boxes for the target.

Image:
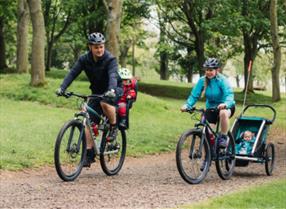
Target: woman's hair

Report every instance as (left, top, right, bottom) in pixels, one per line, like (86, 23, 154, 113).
(201, 77, 210, 97)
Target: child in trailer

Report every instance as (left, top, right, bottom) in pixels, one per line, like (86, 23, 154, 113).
(117, 68, 138, 129)
(236, 130, 256, 155)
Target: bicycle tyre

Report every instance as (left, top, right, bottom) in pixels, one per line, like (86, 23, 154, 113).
(100, 129, 127, 176)
(54, 119, 86, 181)
(265, 143, 275, 176)
(215, 131, 236, 180)
(176, 129, 211, 184)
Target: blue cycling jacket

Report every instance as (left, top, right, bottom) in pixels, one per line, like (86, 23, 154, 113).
(186, 74, 235, 109)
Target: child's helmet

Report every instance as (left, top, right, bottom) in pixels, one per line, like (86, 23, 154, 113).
(119, 68, 132, 79)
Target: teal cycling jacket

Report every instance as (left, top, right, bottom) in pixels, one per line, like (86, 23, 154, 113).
(186, 74, 235, 109)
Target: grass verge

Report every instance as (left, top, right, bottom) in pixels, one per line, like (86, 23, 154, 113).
(181, 179, 286, 209)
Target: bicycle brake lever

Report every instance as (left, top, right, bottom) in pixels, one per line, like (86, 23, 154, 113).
(63, 92, 73, 98)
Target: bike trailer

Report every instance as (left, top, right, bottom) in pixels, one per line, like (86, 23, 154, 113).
(230, 104, 276, 175)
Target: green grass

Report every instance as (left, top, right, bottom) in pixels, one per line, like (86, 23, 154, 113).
(0, 89, 193, 169)
(181, 179, 286, 209)
(0, 73, 285, 170)
(0, 98, 72, 169)
(138, 77, 284, 104)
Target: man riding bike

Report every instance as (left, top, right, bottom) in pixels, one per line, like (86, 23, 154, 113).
(56, 32, 123, 167)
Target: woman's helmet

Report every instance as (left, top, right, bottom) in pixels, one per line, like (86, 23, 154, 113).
(88, 32, 105, 44)
(203, 58, 221, 69)
(119, 68, 132, 79)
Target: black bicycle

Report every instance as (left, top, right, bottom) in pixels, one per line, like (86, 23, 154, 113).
(54, 92, 127, 181)
(176, 107, 236, 184)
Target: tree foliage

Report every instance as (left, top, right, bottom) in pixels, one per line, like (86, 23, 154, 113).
(0, 0, 284, 99)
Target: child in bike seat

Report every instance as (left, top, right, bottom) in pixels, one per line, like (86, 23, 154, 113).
(118, 68, 138, 129)
(236, 130, 256, 155)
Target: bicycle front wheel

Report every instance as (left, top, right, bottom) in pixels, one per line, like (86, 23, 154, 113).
(215, 131, 236, 180)
(176, 129, 211, 184)
(54, 119, 86, 181)
(100, 129, 127, 176)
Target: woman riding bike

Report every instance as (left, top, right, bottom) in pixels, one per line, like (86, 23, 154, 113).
(181, 57, 236, 148)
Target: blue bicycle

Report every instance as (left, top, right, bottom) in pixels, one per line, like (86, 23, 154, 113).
(54, 92, 127, 181)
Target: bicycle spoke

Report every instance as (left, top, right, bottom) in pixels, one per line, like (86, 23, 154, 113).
(66, 126, 75, 152)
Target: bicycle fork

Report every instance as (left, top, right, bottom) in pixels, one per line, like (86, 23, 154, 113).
(189, 128, 205, 159)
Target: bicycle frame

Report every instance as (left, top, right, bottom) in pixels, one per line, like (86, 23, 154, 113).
(65, 92, 110, 157)
(190, 109, 223, 160)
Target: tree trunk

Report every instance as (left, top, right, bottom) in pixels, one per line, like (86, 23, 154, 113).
(182, 1, 205, 77)
(235, 75, 240, 88)
(46, 41, 53, 71)
(119, 41, 131, 67)
(27, 0, 46, 86)
(270, 0, 281, 101)
(160, 52, 169, 80)
(242, 39, 256, 93)
(0, 17, 7, 71)
(43, 2, 72, 72)
(196, 32, 205, 76)
(105, 0, 123, 59)
(241, 0, 256, 93)
(158, 8, 169, 80)
(187, 65, 193, 83)
(17, 0, 30, 74)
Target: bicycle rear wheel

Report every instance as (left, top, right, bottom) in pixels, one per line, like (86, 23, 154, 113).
(215, 131, 236, 180)
(176, 129, 211, 184)
(54, 119, 86, 181)
(100, 129, 127, 176)
(265, 143, 275, 176)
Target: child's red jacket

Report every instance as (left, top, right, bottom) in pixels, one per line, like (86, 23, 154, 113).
(119, 78, 137, 103)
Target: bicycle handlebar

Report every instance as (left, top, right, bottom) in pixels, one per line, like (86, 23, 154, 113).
(185, 107, 204, 114)
(185, 107, 220, 114)
(60, 91, 104, 100)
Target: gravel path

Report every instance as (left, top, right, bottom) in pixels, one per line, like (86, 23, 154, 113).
(0, 140, 285, 209)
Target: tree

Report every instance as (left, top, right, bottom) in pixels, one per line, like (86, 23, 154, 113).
(156, 0, 233, 79)
(270, 0, 281, 101)
(16, 0, 29, 73)
(119, 0, 150, 73)
(27, 0, 46, 86)
(104, 0, 123, 59)
(43, 0, 74, 71)
(0, 0, 16, 71)
(157, 7, 169, 80)
(0, 15, 6, 70)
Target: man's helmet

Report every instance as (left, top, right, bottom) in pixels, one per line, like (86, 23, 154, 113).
(203, 58, 221, 69)
(88, 32, 105, 44)
(119, 68, 132, 79)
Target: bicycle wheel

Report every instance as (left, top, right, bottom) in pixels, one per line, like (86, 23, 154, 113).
(265, 143, 275, 176)
(100, 129, 127, 176)
(215, 131, 236, 180)
(176, 129, 211, 184)
(54, 119, 86, 181)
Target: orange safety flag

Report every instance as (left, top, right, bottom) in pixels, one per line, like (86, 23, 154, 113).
(248, 60, 252, 72)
